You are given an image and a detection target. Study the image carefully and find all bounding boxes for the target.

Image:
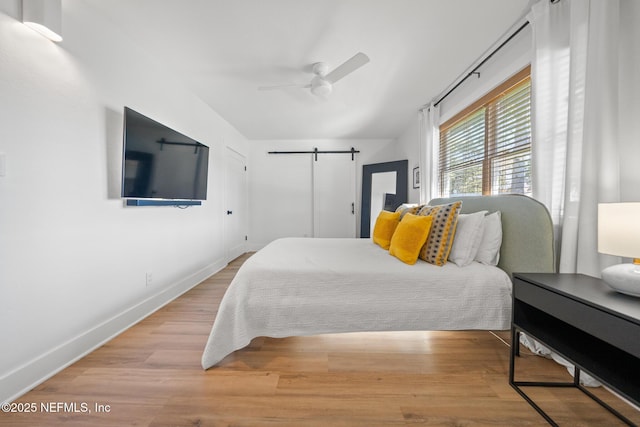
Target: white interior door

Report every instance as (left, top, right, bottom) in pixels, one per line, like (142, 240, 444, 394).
(224, 147, 247, 261)
(313, 154, 356, 238)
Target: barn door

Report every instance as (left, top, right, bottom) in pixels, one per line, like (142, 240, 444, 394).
(312, 154, 356, 238)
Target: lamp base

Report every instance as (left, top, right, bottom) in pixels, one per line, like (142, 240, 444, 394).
(601, 263, 640, 297)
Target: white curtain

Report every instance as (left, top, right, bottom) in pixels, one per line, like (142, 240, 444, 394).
(418, 104, 440, 204)
(530, 0, 621, 276)
(527, 0, 622, 386)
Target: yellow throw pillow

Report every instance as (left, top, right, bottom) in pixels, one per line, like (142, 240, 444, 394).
(389, 213, 433, 265)
(418, 201, 462, 266)
(372, 210, 401, 249)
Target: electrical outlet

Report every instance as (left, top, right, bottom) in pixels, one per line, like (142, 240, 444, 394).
(145, 272, 152, 287)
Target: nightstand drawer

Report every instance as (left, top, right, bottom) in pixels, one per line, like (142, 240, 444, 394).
(514, 277, 640, 358)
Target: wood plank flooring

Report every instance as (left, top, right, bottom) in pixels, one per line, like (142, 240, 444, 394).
(2, 253, 639, 426)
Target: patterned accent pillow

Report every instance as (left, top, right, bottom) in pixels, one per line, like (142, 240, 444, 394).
(395, 204, 424, 220)
(417, 201, 463, 266)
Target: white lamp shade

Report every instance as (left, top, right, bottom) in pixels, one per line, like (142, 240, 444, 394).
(598, 203, 640, 259)
(22, 0, 63, 42)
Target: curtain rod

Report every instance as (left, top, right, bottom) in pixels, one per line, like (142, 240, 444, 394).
(420, 0, 561, 112)
(432, 20, 530, 108)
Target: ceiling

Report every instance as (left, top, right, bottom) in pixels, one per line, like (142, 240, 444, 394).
(84, 0, 531, 140)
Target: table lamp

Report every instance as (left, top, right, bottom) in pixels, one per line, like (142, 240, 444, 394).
(598, 202, 640, 297)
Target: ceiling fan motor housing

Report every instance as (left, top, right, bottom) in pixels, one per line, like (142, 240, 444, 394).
(310, 76, 332, 96)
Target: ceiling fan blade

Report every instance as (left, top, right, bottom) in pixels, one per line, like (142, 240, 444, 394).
(258, 83, 309, 91)
(325, 52, 370, 84)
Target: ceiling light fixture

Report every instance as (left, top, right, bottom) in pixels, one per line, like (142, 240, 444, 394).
(22, 0, 63, 42)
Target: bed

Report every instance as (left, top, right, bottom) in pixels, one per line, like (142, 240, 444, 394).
(202, 194, 555, 369)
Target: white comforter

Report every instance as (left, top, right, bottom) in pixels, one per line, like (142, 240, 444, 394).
(202, 237, 512, 369)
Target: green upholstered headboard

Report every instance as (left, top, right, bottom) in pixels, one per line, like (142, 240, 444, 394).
(429, 195, 556, 278)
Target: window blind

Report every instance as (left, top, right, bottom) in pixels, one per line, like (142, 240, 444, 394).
(439, 73, 531, 197)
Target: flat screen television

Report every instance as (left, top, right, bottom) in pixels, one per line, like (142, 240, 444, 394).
(121, 107, 209, 201)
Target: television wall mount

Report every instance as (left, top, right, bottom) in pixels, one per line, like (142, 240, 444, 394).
(156, 138, 202, 154)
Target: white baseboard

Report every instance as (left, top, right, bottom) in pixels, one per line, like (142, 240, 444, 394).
(0, 258, 227, 404)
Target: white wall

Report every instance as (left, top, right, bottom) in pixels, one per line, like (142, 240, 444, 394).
(393, 117, 421, 203)
(248, 138, 396, 248)
(0, 2, 248, 403)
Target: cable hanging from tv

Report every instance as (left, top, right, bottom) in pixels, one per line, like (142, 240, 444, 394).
(156, 138, 202, 154)
(268, 147, 360, 161)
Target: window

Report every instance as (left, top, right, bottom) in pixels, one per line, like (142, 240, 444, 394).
(438, 67, 531, 197)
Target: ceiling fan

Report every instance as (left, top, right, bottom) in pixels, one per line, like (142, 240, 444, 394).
(258, 52, 370, 97)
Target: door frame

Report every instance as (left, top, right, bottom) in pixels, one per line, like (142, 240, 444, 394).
(224, 146, 248, 262)
(360, 160, 408, 238)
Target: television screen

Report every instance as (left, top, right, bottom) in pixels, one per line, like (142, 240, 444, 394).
(121, 107, 209, 200)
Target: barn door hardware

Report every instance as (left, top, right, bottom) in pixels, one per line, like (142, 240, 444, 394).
(268, 147, 359, 161)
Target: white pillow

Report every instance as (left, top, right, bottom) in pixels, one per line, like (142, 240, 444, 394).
(475, 211, 502, 266)
(448, 210, 487, 267)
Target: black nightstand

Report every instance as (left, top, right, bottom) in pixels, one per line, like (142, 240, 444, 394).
(510, 273, 640, 426)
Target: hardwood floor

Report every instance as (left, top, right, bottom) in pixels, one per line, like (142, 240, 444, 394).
(2, 253, 639, 426)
